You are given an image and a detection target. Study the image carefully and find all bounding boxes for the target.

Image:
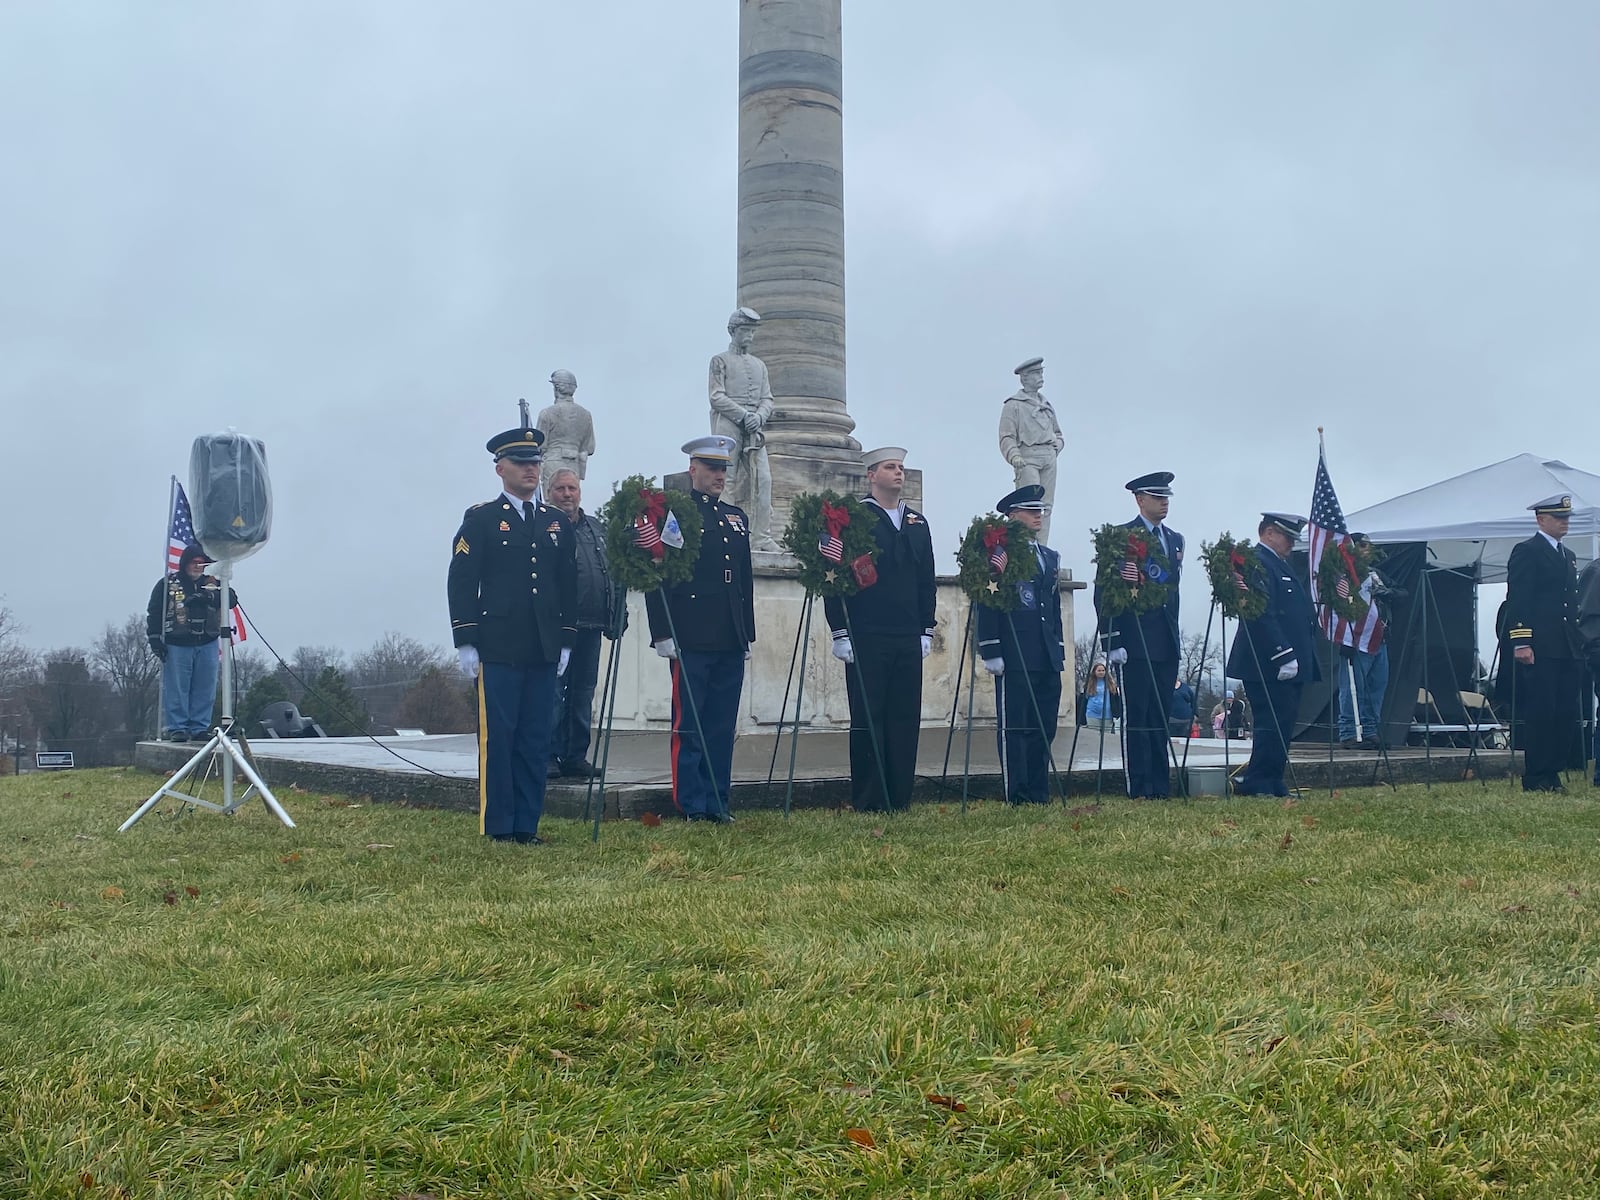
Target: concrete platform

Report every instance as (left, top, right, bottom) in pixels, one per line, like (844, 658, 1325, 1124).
(131, 730, 1515, 821)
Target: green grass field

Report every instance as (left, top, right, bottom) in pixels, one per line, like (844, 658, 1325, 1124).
(3, 768, 1599, 1198)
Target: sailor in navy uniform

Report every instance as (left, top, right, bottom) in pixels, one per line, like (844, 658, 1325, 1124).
(1501, 493, 1584, 792)
(976, 485, 1063, 804)
(645, 435, 755, 822)
(1226, 512, 1319, 796)
(1094, 471, 1183, 799)
(824, 446, 938, 812)
(448, 427, 577, 843)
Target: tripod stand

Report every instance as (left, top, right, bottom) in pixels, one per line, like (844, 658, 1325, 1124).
(120, 561, 294, 831)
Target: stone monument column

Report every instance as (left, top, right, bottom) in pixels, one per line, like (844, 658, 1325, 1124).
(738, 0, 862, 536)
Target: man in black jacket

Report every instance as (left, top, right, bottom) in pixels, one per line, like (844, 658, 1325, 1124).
(1502, 493, 1583, 792)
(448, 426, 576, 843)
(1578, 553, 1600, 787)
(645, 435, 755, 822)
(146, 544, 236, 741)
(824, 447, 937, 811)
(545, 468, 620, 778)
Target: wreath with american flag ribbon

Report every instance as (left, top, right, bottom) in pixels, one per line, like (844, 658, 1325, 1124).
(1092, 523, 1173, 615)
(781, 490, 879, 597)
(1200, 533, 1270, 620)
(598, 474, 703, 593)
(956, 513, 1038, 610)
(1315, 535, 1378, 625)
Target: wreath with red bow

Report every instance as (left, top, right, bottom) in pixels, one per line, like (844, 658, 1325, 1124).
(598, 474, 704, 593)
(1315, 534, 1379, 625)
(956, 513, 1039, 609)
(782, 490, 880, 596)
(1201, 533, 1270, 620)
(1092, 523, 1174, 615)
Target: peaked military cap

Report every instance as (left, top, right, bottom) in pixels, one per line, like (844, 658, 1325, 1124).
(997, 484, 1048, 513)
(1530, 493, 1573, 515)
(1262, 512, 1307, 536)
(862, 446, 908, 470)
(487, 428, 544, 462)
(683, 434, 737, 463)
(1125, 471, 1175, 497)
(1013, 356, 1044, 375)
(727, 307, 762, 329)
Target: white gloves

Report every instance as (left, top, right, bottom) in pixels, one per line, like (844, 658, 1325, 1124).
(982, 657, 1004, 676)
(1108, 648, 1128, 667)
(920, 635, 932, 659)
(831, 635, 854, 664)
(744, 648, 752, 661)
(1277, 659, 1299, 681)
(653, 639, 678, 660)
(457, 646, 480, 679)
(557, 648, 571, 677)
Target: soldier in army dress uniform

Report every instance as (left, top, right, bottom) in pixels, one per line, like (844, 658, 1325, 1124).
(448, 427, 577, 843)
(977, 485, 1064, 805)
(646, 435, 756, 822)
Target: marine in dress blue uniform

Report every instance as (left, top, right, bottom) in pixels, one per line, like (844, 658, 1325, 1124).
(1226, 512, 1320, 797)
(448, 427, 577, 842)
(1093, 471, 1183, 799)
(976, 485, 1063, 805)
(1501, 493, 1584, 792)
(645, 435, 755, 822)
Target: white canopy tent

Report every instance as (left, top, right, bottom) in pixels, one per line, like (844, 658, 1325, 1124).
(1339, 454, 1600, 581)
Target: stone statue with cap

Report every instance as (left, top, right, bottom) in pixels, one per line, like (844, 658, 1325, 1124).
(708, 307, 780, 553)
(537, 369, 596, 485)
(997, 356, 1064, 543)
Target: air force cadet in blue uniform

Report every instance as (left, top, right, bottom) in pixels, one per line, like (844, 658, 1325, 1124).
(1094, 471, 1183, 799)
(1226, 512, 1319, 797)
(448, 427, 576, 843)
(646, 435, 755, 822)
(977, 485, 1063, 804)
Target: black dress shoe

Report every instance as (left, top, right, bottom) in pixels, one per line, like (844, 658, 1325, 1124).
(490, 833, 516, 842)
(560, 759, 599, 779)
(687, 813, 715, 823)
(713, 812, 735, 824)
(513, 832, 545, 845)
(168, 732, 190, 743)
(547, 759, 565, 777)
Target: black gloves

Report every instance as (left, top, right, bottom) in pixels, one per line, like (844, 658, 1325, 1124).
(149, 639, 167, 662)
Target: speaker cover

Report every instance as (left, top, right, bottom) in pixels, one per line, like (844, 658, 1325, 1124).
(190, 431, 272, 563)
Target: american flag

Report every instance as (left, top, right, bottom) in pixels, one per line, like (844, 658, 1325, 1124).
(1308, 444, 1384, 653)
(165, 477, 246, 642)
(1120, 559, 1140, 582)
(818, 530, 844, 563)
(989, 544, 1007, 573)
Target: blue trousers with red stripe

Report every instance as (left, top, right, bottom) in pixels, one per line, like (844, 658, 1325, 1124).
(478, 660, 557, 838)
(670, 650, 744, 818)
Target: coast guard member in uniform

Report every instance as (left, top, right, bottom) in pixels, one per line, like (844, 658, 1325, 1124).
(825, 446, 937, 812)
(1094, 471, 1183, 799)
(646, 435, 755, 822)
(977, 484, 1063, 804)
(1501, 493, 1583, 792)
(448, 427, 576, 843)
(1226, 512, 1318, 797)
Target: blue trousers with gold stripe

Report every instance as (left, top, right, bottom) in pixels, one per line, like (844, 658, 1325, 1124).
(478, 661, 558, 838)
(670, 650, 744, 818)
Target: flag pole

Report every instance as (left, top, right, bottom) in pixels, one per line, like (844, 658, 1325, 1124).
(154, 476, 178, 741)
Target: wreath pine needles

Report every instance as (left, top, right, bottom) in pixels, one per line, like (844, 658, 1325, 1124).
(1201, 533, 1270, 620)
(957, 514, 1037, 609)
(1091, 523, 1173, 615)
(781, 491, 880, 597)
(1316, 535, 1380, 625)
(598, 473, 704, 594)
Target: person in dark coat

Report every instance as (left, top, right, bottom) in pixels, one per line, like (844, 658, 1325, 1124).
(976, 485, 1063, 804)
(1094, 471, 1183, 799)
(1226, 512, 1320, 796)
(448, 426, 576, 843)
(146, 543, 237, 741)
(645, 435, 755, 822)
(824, 446, 937, 812)
(1578, 553, 1600, 787)
(1501, 493, 1584, 792)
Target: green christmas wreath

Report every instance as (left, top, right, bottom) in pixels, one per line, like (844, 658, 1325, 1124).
(1092, 523, 1173, 615)
(598, 474, 704, 594)
(956, 513, 1039, 610)
(1201, 533, 1270, 620)
(781, 490, 880, 597)
(1315, 535, 1379, 625)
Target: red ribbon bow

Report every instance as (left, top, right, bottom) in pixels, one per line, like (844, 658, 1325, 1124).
(1128, 533, 1149, 560)
(821, 500, 850, 539)
(638, 487, 666, 524)
(982, 525, 1008, 552)
(1229, 549, 1246, 569)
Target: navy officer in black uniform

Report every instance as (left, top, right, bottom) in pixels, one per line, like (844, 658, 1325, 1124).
(646, 435, 755, 822)
(825, 446, 938, 812)
(977, 484, 1063, 804)
(1226, 512, 1319, 797)
(1501, 493, 1584, 792)
(1094, 471, 1183, 799)
(448, 426, 577, 843)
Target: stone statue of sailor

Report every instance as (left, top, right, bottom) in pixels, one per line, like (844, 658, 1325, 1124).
(997, 356, 1064, 543)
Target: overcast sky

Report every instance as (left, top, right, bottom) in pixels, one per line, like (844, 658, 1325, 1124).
(3, 1, 1598, 664)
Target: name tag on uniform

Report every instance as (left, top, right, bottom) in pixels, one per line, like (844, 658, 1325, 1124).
(725, 570, 733, 583)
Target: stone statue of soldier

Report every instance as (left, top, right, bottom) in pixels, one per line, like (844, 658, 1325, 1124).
(997, 356, 1064, 543)
(708, 307, 780, 552)
(537, 369, 596, 484)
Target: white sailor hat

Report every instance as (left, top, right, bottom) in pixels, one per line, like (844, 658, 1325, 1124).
(682, 434, 737, 463)
(862, 446, 908, 470)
